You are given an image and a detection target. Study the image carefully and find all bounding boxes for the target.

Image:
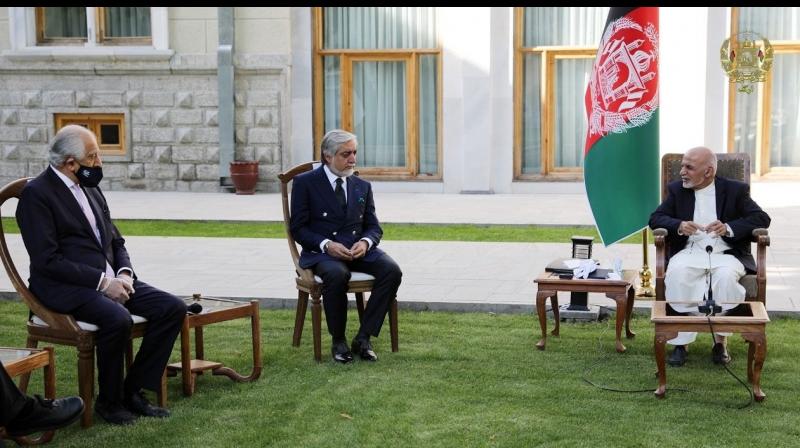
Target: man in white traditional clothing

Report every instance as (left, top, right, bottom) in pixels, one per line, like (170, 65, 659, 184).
(649, 147, 770, 367)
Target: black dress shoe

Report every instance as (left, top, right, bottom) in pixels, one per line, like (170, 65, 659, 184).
(331, 340, 354, 364)
(668, 345, 687, 367)
(712, 343, 732, 365)
(351, 338, 378, 362)
(5, 396, 84, 436)
(124, 391, 170, 418)
(95, 399, 137, 425)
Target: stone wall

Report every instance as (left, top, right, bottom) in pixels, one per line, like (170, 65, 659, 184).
(0, 68, 284, 192)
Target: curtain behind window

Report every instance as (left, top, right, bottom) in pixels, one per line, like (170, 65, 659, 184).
(105, 7, 151, 37)
(521, 7, 608, 173)
(323, 7, 438, 174)
(44, 7, 87, 39)
(735, 7, 800, 170)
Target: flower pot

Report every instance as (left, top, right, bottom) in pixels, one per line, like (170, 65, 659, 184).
(230, 161, 259, 195)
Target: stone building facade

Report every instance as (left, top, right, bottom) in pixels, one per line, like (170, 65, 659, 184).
(0, 7, 289, 192)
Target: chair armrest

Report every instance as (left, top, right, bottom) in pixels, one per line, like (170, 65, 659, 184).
(653, 228, 668, 301)
(752, 228, 769, 304)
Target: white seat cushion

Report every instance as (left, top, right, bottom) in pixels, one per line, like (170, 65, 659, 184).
(314, 271, 375, 284)
(31, 314, 148, 332)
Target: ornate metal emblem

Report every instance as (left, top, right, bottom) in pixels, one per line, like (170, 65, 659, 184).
(720, 31, 773, 94)
(585, 15, 659, 151)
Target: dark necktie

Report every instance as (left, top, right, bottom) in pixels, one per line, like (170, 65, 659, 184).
(335, 177, 347, 211)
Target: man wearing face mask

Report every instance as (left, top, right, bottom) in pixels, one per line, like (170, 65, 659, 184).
(15, 125, 186, 425)
(290, 129, 402, 364)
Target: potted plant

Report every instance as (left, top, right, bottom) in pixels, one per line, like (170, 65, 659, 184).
(230, 161, 259, 194)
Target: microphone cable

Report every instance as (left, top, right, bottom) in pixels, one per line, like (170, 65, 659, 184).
(704, 314, 755, 409)
(581, 306, 689, 394)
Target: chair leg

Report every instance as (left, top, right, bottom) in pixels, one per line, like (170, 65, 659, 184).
(157, 369, 167, 408)
(355, 292, 366, 323)
(293, 290, 309, 347)
(77, 346, 95, 428)
(311, 292, 323, 362)
(390, 297, 399, 353)
(125, 339, 134, 371)
(18, 337, 38, 393)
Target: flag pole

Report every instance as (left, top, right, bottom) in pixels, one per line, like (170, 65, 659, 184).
(636, 228, 655, 297)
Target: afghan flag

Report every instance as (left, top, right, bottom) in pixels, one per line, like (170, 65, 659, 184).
(584, 7, 660, 245)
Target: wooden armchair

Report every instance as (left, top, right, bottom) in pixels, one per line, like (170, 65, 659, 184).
(653, 153, 770, 303)
(0, 178, 165, 428)
(277, 162, 399, 362)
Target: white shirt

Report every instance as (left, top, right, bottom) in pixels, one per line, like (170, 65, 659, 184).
(323, 164, 347, 202)
(319, 164, 373, 253)
(686, 182, 733, 254)
(49, 165, 132, 290)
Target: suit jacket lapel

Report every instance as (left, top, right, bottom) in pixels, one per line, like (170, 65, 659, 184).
(346, 176, 359, 217)
(312, 166, 345, 217)
(679, 186, 696, 221)
(714, 177, 724, 219)
(83, 188, 107, 247)
(45, 168, 102, 248)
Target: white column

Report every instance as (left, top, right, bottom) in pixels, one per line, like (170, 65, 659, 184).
(440, 7, 493, 193)
(290, 7, 314, 168)
(704, 7, 731, 152)
(660, 7, 710, 154)
(489, 7, 514, 193)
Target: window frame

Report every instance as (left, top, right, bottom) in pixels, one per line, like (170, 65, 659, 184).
(55, 113, 127, 157)
(311, 7, 443, 180)
(513, 7, 599, 181)
(35, 7, 152, 46)
(726, 7, 800, 177)
(8, 7, 170, 56)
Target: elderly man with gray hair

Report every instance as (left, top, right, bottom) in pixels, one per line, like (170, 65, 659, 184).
(649, 146, 770, 367)
(16, 125, 186, 425)
(290, 129, 402, 363)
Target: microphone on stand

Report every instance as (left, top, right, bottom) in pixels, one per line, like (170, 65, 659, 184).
(698, 244, 722, 315)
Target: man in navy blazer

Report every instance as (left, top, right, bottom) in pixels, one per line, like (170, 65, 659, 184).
(649, 146, 770, 367)
(16, 125, 186, 425)
(290, 129, 402, 363)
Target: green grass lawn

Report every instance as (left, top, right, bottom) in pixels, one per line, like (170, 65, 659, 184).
(1, 300, 797, 447)
(0, 218, 647, 244)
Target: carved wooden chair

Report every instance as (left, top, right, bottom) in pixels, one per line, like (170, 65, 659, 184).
(278, 162, 399, 362)
(653, 153, 770, 303)
(0, 178, 165, 428)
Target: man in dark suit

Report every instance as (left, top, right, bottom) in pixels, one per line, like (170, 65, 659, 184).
(290, 129, 402, 363)
(649, 146, 770, 367)
(1, 362, 84, 438)
(16, 125, 186, 425)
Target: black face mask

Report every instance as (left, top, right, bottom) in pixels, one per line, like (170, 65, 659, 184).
(76, 164, 103, 188)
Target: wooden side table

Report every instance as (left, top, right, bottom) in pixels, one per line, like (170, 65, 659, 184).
(167, 295, 262, 396)
(534, 270, 637, 353)
(651, 301, 769, 401)
(0, 347, 56, 445)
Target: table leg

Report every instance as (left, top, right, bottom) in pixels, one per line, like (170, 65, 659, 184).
(625, 287, 636, 339)
(654, 330, 678, 399)
(536, 289, 554, 350)
(195, 327, 204, 376)
(742, 332, 767, 402)
(210, 301, 263, 382)
(180, 317, 194, 396)
(43, 347, 55, 399)
(611, 293, 627, 353)
(551, 293, 560, 337)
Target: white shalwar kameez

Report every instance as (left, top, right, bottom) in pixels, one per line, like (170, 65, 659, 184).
(664, 183, 746, 345)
